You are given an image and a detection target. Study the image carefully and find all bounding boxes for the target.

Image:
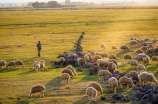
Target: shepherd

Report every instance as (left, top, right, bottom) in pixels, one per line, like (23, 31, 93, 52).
(37, 41, 41, 57)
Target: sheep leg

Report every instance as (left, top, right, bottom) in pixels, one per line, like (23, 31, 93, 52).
(127, 84, 129, 89)
(114, 87, 116, 93)
(36, 93, 37, 97)
(12, 66, 13, 69)
(88, 95, 91, 101)
(40, 92, 41, 97)
(42, 92, 44, 97)
(120, 84, 123, 88)
(67, 79, 69, 84)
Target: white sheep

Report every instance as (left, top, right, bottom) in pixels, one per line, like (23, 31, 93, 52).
(94, 52, 109, 58)
(93, 55, 102, 61)
(98, 70, 112, 81)
(86, 87, 97, 102)
(15, 60, 25, 68)
(138, 72, 158, 86)
(129, 70, 139, 77)
(111, 45, 117, 52)
(130, 59, 138, 69)
(39, 62, 46, 70)
(135, 50, 144, 56)
(33, 61, 38, 70)
(123, 54, 133, 63)
(29, 85, 45, 98)
(0, 60, 6, 69)
(129, 40, 139, 47)
(62, 68, 74, 79)
(151, 56, 158, 64)
(87, 82, 103, 94)
(35, 63, 40, 72)
(120, 45, 129, 51)
(66, 65, 76, 76)
(109, 54, 118, 61)
(84, 54, 89, 64)
(97, 59, 109, 68)
(108, 77, 118, 93)
(137, 64, 146, 73)
(101, 43, 105, 49)
(60, 73, 70, 84)
(59, 57, 65, 65)
(119, 76, 135, 88)
(77, 58, 85, 66)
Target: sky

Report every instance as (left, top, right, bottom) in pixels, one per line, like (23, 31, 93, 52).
(0, 0, 157, 4)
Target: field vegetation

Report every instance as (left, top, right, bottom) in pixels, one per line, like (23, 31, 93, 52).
(0, 6, 158, 104)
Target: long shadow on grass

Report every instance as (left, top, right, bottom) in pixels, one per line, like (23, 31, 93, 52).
(0, 68, 20, 73)
(18, 69, 34, 75)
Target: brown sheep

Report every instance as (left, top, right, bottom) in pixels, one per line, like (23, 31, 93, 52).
(151, 56, 158, 64)
(108, 77, 118, 93)
(35, 63, 40, 72)
(60, 73, 70, 84)
(94, 52, 109, 58)
(77, 58, 86, 66)
(136, 54, 150, 65)
(86, 87, 97, 102)
(146, 49, 154, 56)
(0, 60, 6, 69)
(59, 57, 65, 65)
(141, 42, 148, 46)
(130, 59, 138, 69)
(109, 54, 118, 61)
(138, 72, 158, 86)
(101, 43, 105, 49)
(108, 62, 117, 73)
(137, 64, 146, 73)
(135, 50, 144, 56)
(141, 46, 149, 51)
(123, 54, 133, 63)
(29, 85, 45, 98)
(6, 61, 15, 69)
(111, 45, 117, 51)
(62, 68, 74, 79)
(84, 54, 89, 64)
(97, 59, 109, 68)
(120, 45, 129, 51)
(33, 61, 38, 70)
(87, 82, 103, 94)
(119, 76, 135, 88)
(129, 40, 139, 47)
(98, 70, 112, 81)
(129, 70, 139, 77)
(154, 47, 158, 54)
(93, 55, 102, 61)
(15, 60, 25, 68)
(66, 65, 76, 76)
(108, 59, 118, 68)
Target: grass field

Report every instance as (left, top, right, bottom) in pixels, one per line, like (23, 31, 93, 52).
(0, 6, 158, 104)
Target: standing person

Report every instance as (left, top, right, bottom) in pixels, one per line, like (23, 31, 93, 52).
(37, 41, 41, 57)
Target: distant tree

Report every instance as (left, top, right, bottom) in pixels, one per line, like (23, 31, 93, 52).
(39, 2, 46, 5)
(32, 1, 39, 8)
(27, 2, 33, 6)
(47, 1, 57, 5)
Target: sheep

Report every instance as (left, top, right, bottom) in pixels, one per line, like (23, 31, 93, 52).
(119, 76, 135, 88)
(129, 40, 139, 47)
(130, 37, 135, 40)
(98, 70, 112, 81)
(120, 45, 129, 51)
(35, 63, 40, 72)
(15, 60, 25, 68)
(84, 54, 89, 64)
(62, 68, 74, 79)
(138, 72, 158, 86)
(39, 60, 45, 64)
(135, 50, 144, 56)
(87, 53, 93, 60)
(86, 87, 97, 102)
(59, 57, 65, 66)
(130, 59, 138, 69)
(123, 54, 133, 63)
(6, 61, 15, 69)
(87, 82, 103, 94)
(108, 59, 118, 68)
(154, 47, 158, 54)
(141, 46, 148, 51)
(147, 49, 154, 56)
(77, 58, 85, 66)
(141, 42, 148, 46)
(60, 73, 70, 84)
(29, 85, 45, 98)
(97, 59, 109, 68)
(108, 62, 117, 73)
(66, 65, 76, 76)
(93, 55, 102, 61)
(33, 61, 38, 70)
(108, 77, 118, 93)
(109, 54, 118, 61)
(137, 64, 146, 73)
(39, 61, 46, 70)
(94, 52, 109, 58)
(0, 60, 6, 69)
(151, 56, 158, 64)
(101, 43, 105, 49)
(129, 70, 139, 77)
(111, 45, 117, 52)
(136, 54, 150, 65)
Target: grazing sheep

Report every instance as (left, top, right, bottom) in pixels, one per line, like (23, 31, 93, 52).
(98, 70, 112, 81)
(123, 54, 133, 63)
(141, 42, 148, 46)
(129, 70, 139, 77)
(147, 49, 154, 56)
(88, 82, 103, 94)
(15, 60, 25, 68)
(101, 43, 105, 49)
(138, 72, 158, 86)
(111, 45, 117, 51)
(84, 54, 89, 64)
(120, 45, 129, 51)
(66, 65, 76, 76)
(87, 53, 93, 60)
(135, 50, 144, 56)
(141, 46, 148, 51)
(0, 60, 6, 69)
(94, 52, 109, 58)
(33, 61, 38, 70)
(93, 55, 102, 61)
(137, 64, 146, 73)
(136, 54, 150, 65)
(129, 40, 139, 47)
(154, 47, 158, 54)
(108, 77, 118, 93)
(59, 57, 65, 66)
(108, 62, 117, 73)
(39, 60, 45, 64)
(119, 76, 135, 88)
(109, 54, 118, 61)
(151, 56, 158, 64)
(29, 85, 45, 98)
(97, 59, 109, 68)
(62, 68, 74, 79)
(39, 61, 46, 70)
(130, 37, 135, 40)
(60, 73, 70, 84)
(77, 58, 85, 66)
(35, 63, 40, 72)
(86, 87, 97, 102)
(108, 59, 118, 68)
(130, 59, 138, 69)
(6, 61, 15, 69)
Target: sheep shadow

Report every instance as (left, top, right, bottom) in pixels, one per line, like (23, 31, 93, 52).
(17, 99, 30, 104)
(0, 68, 20, 73)
(18, 69, 34, 75)
(73, 96, 95, 104)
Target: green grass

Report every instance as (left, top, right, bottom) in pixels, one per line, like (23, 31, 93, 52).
(0, 6, 158, 104)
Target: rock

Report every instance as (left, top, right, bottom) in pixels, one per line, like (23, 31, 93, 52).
(135, 92, 145, 99)
(77, 68, 83, 72)
(104, 75, 110, 81)
(113, 71, 119, 75)
(135, 87, 141, 90)
(151, 94, 158, 104)
(97, 67, 102, 72)
(141, 100, 147, 104)
(111, 99, 116, 103)
(112, 93, 124, 100)
(55, 65, 61, 68)
(132, 76, 139, 84)
(152, 84, 157, 90)
(101, 96, 106, 100)
(17, 98, 20, 100)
